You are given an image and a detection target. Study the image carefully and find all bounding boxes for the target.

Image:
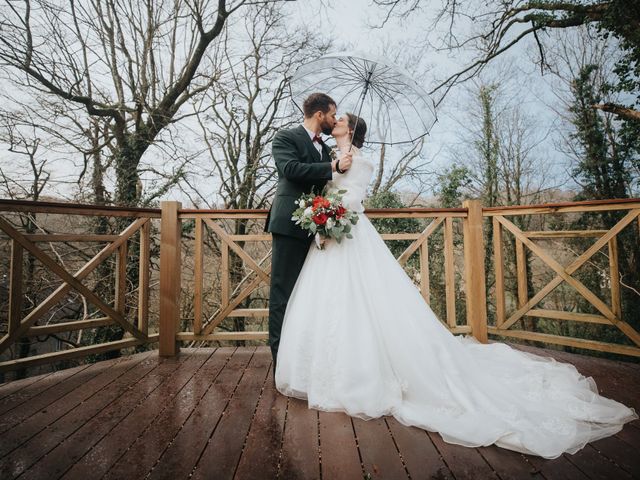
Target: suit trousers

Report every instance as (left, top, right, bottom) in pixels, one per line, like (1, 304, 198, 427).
(269, 233, 312, 371)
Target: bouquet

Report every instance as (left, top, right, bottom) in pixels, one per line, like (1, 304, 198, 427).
(291, 188, 359, 249)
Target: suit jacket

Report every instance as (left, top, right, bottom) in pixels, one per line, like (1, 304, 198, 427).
(265, 125, 333, 239)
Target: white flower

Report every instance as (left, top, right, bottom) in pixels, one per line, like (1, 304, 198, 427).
(304, 206, 313, 216)
(326, 217, 335, 229)
(298, 199, 306, 208)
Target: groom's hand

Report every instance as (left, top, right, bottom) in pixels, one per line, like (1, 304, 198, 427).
(333, 151, 353, 173)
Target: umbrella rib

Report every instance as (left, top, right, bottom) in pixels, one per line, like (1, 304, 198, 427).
(296, 64, 340, 79)
(293, 66, 343, 83)
(367, 88, 392, 145)
(370, 64, 392, 83)
(338, 83, 370, 113)
(342, 57, 371, 83)
(292, 61, 367, 97)
(291, 78, 335, 96)
(368, 84, 396, 145)
(350, 57, 382, 87)
(293, 74, 362, 97)
(294, 62, 364, 85)
(372, 66, 408, 89)
(289, 53, 436, 144)
(369, 75, 412, 97)
(369, 82, 416, 144)
(370, 80, 434, 137)
(335, 63, 367, 81)
(370, 67, 429, 98)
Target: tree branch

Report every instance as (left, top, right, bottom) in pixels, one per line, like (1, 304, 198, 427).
(593, 102, 640, 121)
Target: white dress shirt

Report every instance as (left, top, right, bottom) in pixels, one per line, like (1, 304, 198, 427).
(303, 125, 323, 156)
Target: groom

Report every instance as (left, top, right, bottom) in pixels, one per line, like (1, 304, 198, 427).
(265, 92, 352, 371)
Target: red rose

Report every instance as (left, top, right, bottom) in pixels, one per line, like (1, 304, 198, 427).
(312, 196, 325, 209)
(336, 206, 346, 216)
(312, 213, 328, 225)
(322, 199, 331, 208)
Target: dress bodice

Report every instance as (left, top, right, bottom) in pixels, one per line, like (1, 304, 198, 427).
(326, 148, 375, 213)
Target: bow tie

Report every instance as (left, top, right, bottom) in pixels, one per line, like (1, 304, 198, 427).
(312, 134, 324, 144)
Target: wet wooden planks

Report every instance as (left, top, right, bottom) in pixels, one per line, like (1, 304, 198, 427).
(0, 345, 638, 479)
(233, 364, 288, 480)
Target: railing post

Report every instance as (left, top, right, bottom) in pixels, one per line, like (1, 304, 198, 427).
(462, 199, 488, 343)
(8, 241, 23, 335)
(159, 201, 182, 356)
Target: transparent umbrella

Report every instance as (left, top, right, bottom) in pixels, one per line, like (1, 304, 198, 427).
(289, 51, 437, 146)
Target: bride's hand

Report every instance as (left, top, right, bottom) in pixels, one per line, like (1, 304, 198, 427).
(337, 151, 353, 171)
(314, 233, 328, 249)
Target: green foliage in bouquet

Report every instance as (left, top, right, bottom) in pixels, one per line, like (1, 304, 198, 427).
(291, 188, 359, 246)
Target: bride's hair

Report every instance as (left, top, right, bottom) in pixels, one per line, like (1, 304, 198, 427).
(346, 113, 367, 148)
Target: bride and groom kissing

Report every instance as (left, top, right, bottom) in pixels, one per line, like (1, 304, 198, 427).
(265, 92, 358, 370)
(264, 92, 637, 459)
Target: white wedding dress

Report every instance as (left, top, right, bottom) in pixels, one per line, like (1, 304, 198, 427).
(274, 148, 637, 459)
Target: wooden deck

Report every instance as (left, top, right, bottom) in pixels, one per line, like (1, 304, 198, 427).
(0, 346, 638, 480)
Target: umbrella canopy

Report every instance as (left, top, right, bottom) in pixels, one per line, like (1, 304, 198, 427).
(289, 51, 437, 146)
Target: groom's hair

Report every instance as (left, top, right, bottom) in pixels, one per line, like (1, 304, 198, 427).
(303, 93, 336, 118)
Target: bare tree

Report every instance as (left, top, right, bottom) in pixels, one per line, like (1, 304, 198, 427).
(373, 0, 640, 122)
(445, 75, 554, 205)
(193, 4, 328, 210)
(0, 121, 48, 201)
(0, 0, 291, 207)
(0, 117, 50, 377)
(369, 139, 432, 201)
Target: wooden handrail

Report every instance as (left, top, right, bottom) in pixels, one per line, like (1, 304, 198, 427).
(178, 207, 469, 220)
(0, 198, 161, 217)
(178, 206, 468, 214)
(3, 196, 637, 217)
(6, 198, 640, 218)
(483, 197, 640, 215)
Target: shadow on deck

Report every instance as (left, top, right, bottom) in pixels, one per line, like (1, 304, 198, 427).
(0, 346, 638, 480)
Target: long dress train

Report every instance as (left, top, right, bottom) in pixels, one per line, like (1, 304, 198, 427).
(274, 148, 637, 459)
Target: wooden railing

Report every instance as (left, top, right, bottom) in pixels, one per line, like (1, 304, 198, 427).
(1, 197, 639, 378)
(0, 200, 161, 376)
(158, 201, 481, 358)
(487, 198, 640, 357)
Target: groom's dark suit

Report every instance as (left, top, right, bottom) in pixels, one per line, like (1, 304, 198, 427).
(266, 125, 333, 368)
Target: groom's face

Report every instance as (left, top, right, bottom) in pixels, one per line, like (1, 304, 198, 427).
(319, 104, 337, 135)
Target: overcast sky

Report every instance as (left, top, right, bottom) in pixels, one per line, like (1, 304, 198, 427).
(0, 0, 574, 205)
(301, 0, 569, 189)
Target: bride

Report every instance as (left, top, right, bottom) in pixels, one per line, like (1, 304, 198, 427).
(274, 113, 637, 459)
